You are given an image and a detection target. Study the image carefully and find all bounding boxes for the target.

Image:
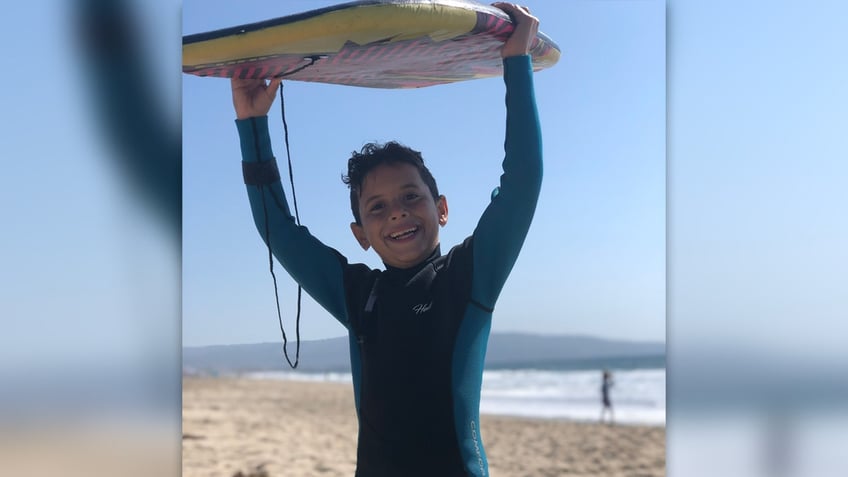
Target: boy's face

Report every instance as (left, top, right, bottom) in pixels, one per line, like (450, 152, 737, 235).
(350, 163, 448, 269)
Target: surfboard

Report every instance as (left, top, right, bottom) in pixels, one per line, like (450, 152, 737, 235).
(182, 0, 560, 89)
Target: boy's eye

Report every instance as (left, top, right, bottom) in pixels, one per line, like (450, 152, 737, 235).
(404, 193, 419, 201)
(370, 203, 385, 213)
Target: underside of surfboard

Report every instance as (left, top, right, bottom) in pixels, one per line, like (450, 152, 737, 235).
(183, 0, 560, 89)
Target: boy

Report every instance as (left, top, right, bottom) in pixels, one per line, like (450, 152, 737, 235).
(231, 3, 542, 475)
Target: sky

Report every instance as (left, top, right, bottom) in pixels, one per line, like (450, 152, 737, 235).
(181, 0, 667, 347)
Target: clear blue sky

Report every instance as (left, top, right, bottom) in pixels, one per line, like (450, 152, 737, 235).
(181, 0, 667, 346)
(4, 0, 842, 361)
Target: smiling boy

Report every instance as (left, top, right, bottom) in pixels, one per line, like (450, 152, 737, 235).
(345, 142, 448, 269)
(230, 4, 543, 476)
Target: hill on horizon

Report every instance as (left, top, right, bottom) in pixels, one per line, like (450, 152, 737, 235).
(183, 332, 665, 374)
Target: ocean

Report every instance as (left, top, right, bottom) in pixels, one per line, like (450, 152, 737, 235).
(245, 363, 665, 427)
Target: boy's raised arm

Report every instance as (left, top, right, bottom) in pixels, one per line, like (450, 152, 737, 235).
(232, 78, 352, 326)
(470, 4, 544, 311)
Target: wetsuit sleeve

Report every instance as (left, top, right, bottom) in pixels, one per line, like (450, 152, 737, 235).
(237, 116, 352, 326)
(470, 55, 543, 310)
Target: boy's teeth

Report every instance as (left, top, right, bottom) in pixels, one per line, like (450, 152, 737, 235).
(391, 227, 416, 239)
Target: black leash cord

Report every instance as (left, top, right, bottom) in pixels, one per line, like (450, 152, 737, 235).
(258, 57, 323, 369)
(260, 188, 300, 369)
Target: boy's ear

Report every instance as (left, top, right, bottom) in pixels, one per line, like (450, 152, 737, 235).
(350, 222, 371, 250)
(437, 195, 449, 226)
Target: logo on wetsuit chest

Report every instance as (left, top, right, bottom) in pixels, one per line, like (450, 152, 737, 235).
(412, 301, 433, 315)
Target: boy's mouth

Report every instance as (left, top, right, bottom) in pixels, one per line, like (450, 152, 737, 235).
(388, 226, 419, 241)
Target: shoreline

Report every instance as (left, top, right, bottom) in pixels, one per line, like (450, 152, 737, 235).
(189, 370, 666, 427)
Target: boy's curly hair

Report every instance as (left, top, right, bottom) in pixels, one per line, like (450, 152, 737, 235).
(342, 141, 440, 225)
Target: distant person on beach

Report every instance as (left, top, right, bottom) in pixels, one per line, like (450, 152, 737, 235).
(601, 369, 615, 424)
(228, 3, 543, 476)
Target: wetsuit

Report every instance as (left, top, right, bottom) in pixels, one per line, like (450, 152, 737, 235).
(236, 55, 542, 477)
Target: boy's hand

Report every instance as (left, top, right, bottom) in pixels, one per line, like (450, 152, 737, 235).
(231, 77, 282, 120)
(492, 3, 540, 58)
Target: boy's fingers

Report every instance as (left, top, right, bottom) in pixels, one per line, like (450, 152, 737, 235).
(268, 78, 283, 94)
(492, 3, 537, 25)
(231, 77, 256, 87)
(232, 78, 261, 94)
(492, 2, 529, 12)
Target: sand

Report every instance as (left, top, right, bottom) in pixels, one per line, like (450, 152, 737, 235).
(183, 376, 665, 477)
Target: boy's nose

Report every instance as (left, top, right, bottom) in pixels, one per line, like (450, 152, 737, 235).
(389, 203, 409, 220)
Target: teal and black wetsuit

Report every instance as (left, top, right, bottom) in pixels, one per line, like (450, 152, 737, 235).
(236, 55, 542, 477)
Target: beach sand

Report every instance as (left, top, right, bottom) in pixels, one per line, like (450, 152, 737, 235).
(183, 376, 665, 477)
